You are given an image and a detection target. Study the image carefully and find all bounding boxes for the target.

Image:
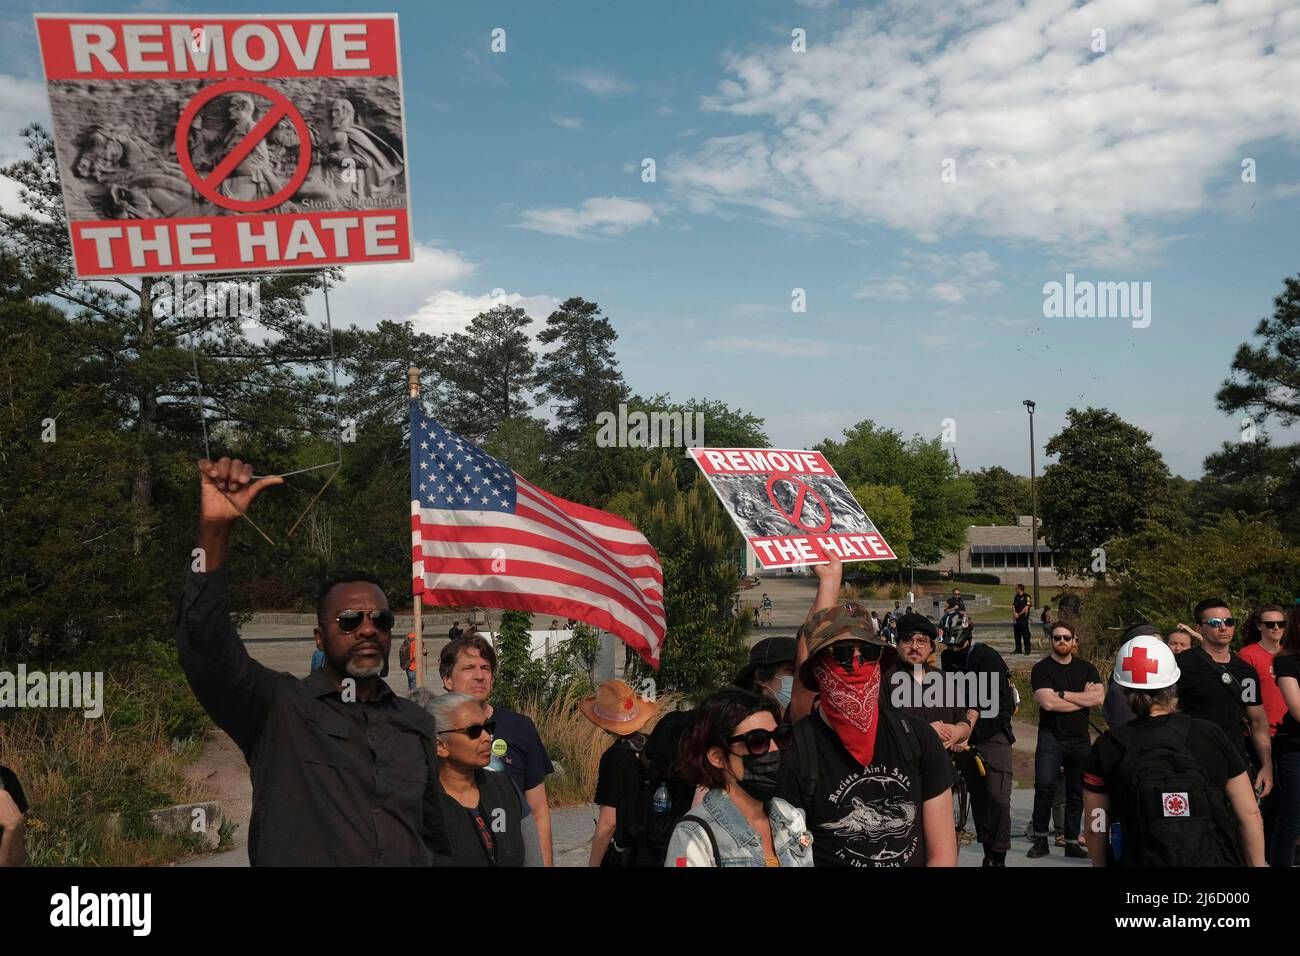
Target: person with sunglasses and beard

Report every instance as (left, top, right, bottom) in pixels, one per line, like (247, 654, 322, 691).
(782, 555, 957, 867)
(1174, 598, 1274, 804)
(415, 691, 542, 867)
(665, 687, 812, 867)
(177, 457, 448, 866)
(1028, 621, 1102, 859)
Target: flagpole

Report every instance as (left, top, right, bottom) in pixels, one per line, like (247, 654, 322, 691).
(408, 365, 424, 689)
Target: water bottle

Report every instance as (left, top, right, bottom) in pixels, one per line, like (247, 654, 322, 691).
(652, 783, 671, 813)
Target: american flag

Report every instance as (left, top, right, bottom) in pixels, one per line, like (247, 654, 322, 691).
(409, 400, 665, 665)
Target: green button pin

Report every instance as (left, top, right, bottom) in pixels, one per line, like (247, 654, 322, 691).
(492, 738, 508, 757)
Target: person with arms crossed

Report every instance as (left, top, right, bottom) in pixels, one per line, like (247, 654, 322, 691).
(1028, 621, 1103, 859)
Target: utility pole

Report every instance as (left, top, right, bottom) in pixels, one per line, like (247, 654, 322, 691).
(1023, 399, 1040, 610)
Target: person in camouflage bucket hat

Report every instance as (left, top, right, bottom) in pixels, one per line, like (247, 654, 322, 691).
(798, 601, 897, 691)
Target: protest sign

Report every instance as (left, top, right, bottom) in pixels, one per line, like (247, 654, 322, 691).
(689, 447, 895, 569)
(34, 13, 412, 278)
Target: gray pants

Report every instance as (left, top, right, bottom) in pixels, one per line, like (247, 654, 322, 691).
(958, 734, 1013, 854)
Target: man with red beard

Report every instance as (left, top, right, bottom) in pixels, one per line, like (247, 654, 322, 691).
(782, 556, 957, 867)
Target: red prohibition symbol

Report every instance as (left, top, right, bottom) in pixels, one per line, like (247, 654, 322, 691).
(175, 79, 313, 213)
(765, 473, 833, 533)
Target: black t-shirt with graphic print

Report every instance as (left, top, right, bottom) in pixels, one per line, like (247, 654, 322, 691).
(777, 706, 950, 868)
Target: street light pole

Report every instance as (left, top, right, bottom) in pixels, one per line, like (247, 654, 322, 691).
(1023, 400, 1040, 611)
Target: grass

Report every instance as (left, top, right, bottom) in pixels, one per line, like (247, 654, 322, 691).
(0, 640, 215, 866)
(2, 709, 209, 865)
(519, 685, 686, 807)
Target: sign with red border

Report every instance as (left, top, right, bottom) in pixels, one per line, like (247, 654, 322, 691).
(35, 13, 413, 277)
(689, 448, 896, 569)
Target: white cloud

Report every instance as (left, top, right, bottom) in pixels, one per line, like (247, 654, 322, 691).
(321, 243, 477, 328)
(516, 196, 659, 238)
(410, 291, 563, 337)
(552, 116, 585, 131)
(566, 70, 633, 97)
(856, 248, 1003, 303)
(672, 0, 1300, 265)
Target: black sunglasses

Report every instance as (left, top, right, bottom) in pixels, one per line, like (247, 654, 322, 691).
(726, 724, 793, 757)
(827, 641, 885, 669)
(440, 719, 496, 739)
(1260, 621, 1286, 630)
(1051, 633, 1074, 642)
(336, 609, 395, 633)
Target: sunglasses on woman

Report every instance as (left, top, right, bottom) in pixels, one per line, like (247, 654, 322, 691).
(725, 724, 793, 757)
(1260, 620, 1286, 630)
(335, 609, 396, 632)
(440, 719, 496, 739)
(827, 641, 884, 669)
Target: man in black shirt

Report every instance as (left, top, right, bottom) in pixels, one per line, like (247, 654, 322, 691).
(448, 621, 463, 640)
(1012, 583, 1032, 654)
(1175, 597, 1273, 799)
(783, 556, 956, 867)
(889, 613, 970, 749)
(940, 620, 1016, 866)
(1028, 621, 1102, 858)
(179, 457, 447, 866)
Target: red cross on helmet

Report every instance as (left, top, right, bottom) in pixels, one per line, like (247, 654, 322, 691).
(1112, 633, 1180, 690)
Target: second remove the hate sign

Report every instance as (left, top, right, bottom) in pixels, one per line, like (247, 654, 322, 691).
(689, 448, 895, 569)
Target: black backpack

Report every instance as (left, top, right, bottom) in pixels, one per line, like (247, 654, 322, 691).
(603, 712, 697, 868)
(1108, 714, 1242, 867)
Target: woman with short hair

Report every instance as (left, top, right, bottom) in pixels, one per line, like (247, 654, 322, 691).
(664, 687, 812, 867)
(413, 690, 542, 867)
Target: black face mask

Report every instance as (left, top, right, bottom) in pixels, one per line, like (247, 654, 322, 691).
(737, 750, 782, 801)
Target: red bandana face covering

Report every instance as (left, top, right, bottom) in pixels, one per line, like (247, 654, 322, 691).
(813, 655, 881, 765)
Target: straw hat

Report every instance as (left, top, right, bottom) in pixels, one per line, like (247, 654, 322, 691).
(579, 679, 657, 735)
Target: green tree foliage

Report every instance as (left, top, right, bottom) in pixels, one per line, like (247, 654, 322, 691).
(491, 610, 539, 710)
(1079, 514, 1300, 663)
(437, 304, 537, 441)
(1197, 275, 1300, 544)
(966, 465, 1031, 524)
(1038, 408, 1177, 579)
(1, 125, 331, 562)
(534, 297, 628, 441)
(617, 456, 747, 692)
(817, 420, 973, 563)
(849, 483, 914, 572)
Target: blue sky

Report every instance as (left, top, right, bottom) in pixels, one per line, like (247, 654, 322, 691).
(4, 0, 1299, 478)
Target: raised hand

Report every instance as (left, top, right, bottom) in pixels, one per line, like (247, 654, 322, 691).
(198, 457, 283, 524)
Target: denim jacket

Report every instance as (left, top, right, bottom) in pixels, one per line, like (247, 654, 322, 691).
(665, 789, 814, 867)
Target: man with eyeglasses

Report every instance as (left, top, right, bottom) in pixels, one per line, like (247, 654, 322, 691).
(889, 614, 971, 752)
(1028, 622, 1102, 859)
(177, 457, 448, 866)
(1174, 598, 1274, 802)
(782, 556, 957, 867)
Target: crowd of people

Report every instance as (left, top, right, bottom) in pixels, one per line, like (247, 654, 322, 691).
(583, 564, 1300, 868)
(6, 457, 1291, 870)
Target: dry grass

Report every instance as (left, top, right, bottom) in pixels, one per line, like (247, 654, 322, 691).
(0, 703, 209, 866)
(518, 685, 686, 807)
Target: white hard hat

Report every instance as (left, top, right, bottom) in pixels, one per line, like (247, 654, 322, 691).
(1112, 632, 1180, 690)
